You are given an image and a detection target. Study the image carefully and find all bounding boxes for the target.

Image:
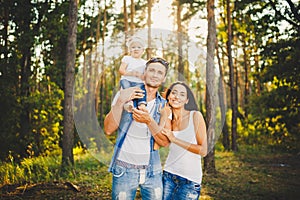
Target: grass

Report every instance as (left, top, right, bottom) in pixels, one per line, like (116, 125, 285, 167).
(201, 146, 300, 200)
(0, 145, 299, 199)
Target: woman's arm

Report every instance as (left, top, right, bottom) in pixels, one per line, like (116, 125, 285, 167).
(132, 107, 171, 147)
(162, 111, 207, 156)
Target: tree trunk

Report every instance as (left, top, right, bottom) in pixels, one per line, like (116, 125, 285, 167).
(19, 1, 32, 157)
(216, 40, 230, 150)
(94, 1, 101, 117)
(124, 0, 128, 54)
(204, 0, 216, 174)
(242, 33, 249, 118)
(226, 0, 238, 151)
(99, 2, 107, 127)
(147, 0, 152, 59)
(62, 0, 78, 168)
(177, 1, 184, 81)
(130, 0, 135, 35)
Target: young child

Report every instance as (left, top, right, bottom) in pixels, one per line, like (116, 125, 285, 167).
(119, 36, 147, 112)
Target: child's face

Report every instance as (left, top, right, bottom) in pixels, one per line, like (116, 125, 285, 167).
(129, 42, 144, 58)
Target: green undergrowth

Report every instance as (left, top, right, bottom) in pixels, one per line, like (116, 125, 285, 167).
(0, 145, 299, 200)
(200, 145, 300, 200)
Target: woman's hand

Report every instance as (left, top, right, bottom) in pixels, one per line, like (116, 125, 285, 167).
(161, 128, 176, 142)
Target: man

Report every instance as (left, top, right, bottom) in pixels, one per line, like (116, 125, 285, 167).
(104, 57, 170, 200)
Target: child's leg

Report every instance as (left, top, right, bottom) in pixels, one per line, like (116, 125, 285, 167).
(120, 79, 134, 112)
(136, 84, 147, 110)
(120, 79, 131, 89)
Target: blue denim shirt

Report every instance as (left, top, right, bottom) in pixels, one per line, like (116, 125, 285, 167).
(108, 92, 166, 175)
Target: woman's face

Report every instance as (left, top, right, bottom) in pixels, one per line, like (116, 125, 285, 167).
(168, 84, 188, 109)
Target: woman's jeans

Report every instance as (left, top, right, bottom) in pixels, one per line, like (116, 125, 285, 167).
(112, 163, 163, 200)
(162, 171, 201, 200)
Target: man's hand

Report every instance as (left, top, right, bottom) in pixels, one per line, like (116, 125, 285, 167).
(118, 87, 145, 104)
(132, 107, 151, 124)
(104, 87, 144, 135)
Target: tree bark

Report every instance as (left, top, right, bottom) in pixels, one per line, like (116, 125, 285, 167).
(94, 1, 101, 117)
(124, 0, 128, 54)
(62, 0, 78, 168)
(99, 2, 107, 127)
(216, 40, 230, 150)
(130, 0, 135, 35)
(176, 1, 184, 81)
(242, 33, 249, 118)
(204, 0, 216, 174)
(147, 0, 152, 59)
(226, 0, 238, 151)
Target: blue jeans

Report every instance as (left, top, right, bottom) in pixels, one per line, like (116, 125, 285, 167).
(120, 79, 147, 108)
(112, 163, 163, 200)
(162, 171, 201, 200)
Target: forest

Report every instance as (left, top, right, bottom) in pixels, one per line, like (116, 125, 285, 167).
(0, 0, 299, 199)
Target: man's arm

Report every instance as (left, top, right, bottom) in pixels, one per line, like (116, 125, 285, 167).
(104, 98, 124, 135)
(104, 87, 144, 135)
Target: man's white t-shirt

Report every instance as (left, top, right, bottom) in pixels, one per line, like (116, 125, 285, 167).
(112, 93, 155, 165)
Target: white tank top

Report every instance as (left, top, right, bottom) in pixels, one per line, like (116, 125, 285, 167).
(164, 111, 203, 184)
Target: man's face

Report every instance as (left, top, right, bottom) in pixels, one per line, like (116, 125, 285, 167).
(144, 63, 167, 88)
(144, 63, 166, 88)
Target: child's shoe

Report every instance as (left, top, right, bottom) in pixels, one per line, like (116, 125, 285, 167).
(124, 101, 134, 112)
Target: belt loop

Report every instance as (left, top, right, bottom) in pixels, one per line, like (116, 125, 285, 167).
(139, 169, 146, 184)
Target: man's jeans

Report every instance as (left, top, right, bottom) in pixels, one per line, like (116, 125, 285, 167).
(162, 171, 201, 200)
(112, 164, 163, 200)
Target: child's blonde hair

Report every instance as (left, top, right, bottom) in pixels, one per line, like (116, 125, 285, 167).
(126, 36, 145, 48)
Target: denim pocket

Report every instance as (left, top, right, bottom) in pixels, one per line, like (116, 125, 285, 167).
(112, 165, 126, 178)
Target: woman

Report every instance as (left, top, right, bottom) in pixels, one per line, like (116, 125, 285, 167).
(161, 81, 207, 200)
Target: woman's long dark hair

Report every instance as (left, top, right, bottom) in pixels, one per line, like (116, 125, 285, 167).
(164, 81, 199, 111)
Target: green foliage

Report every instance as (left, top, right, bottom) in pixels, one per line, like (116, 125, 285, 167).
(233, 0, 300, 152)
(27, 78, 64, 157)
(1, 146, 299, 199)
(0, 147, 110, 189)
(0, 153, 61, 184)
(248, 38, 300, 151)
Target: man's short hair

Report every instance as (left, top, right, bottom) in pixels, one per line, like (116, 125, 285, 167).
(146, 57, 169, 74)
